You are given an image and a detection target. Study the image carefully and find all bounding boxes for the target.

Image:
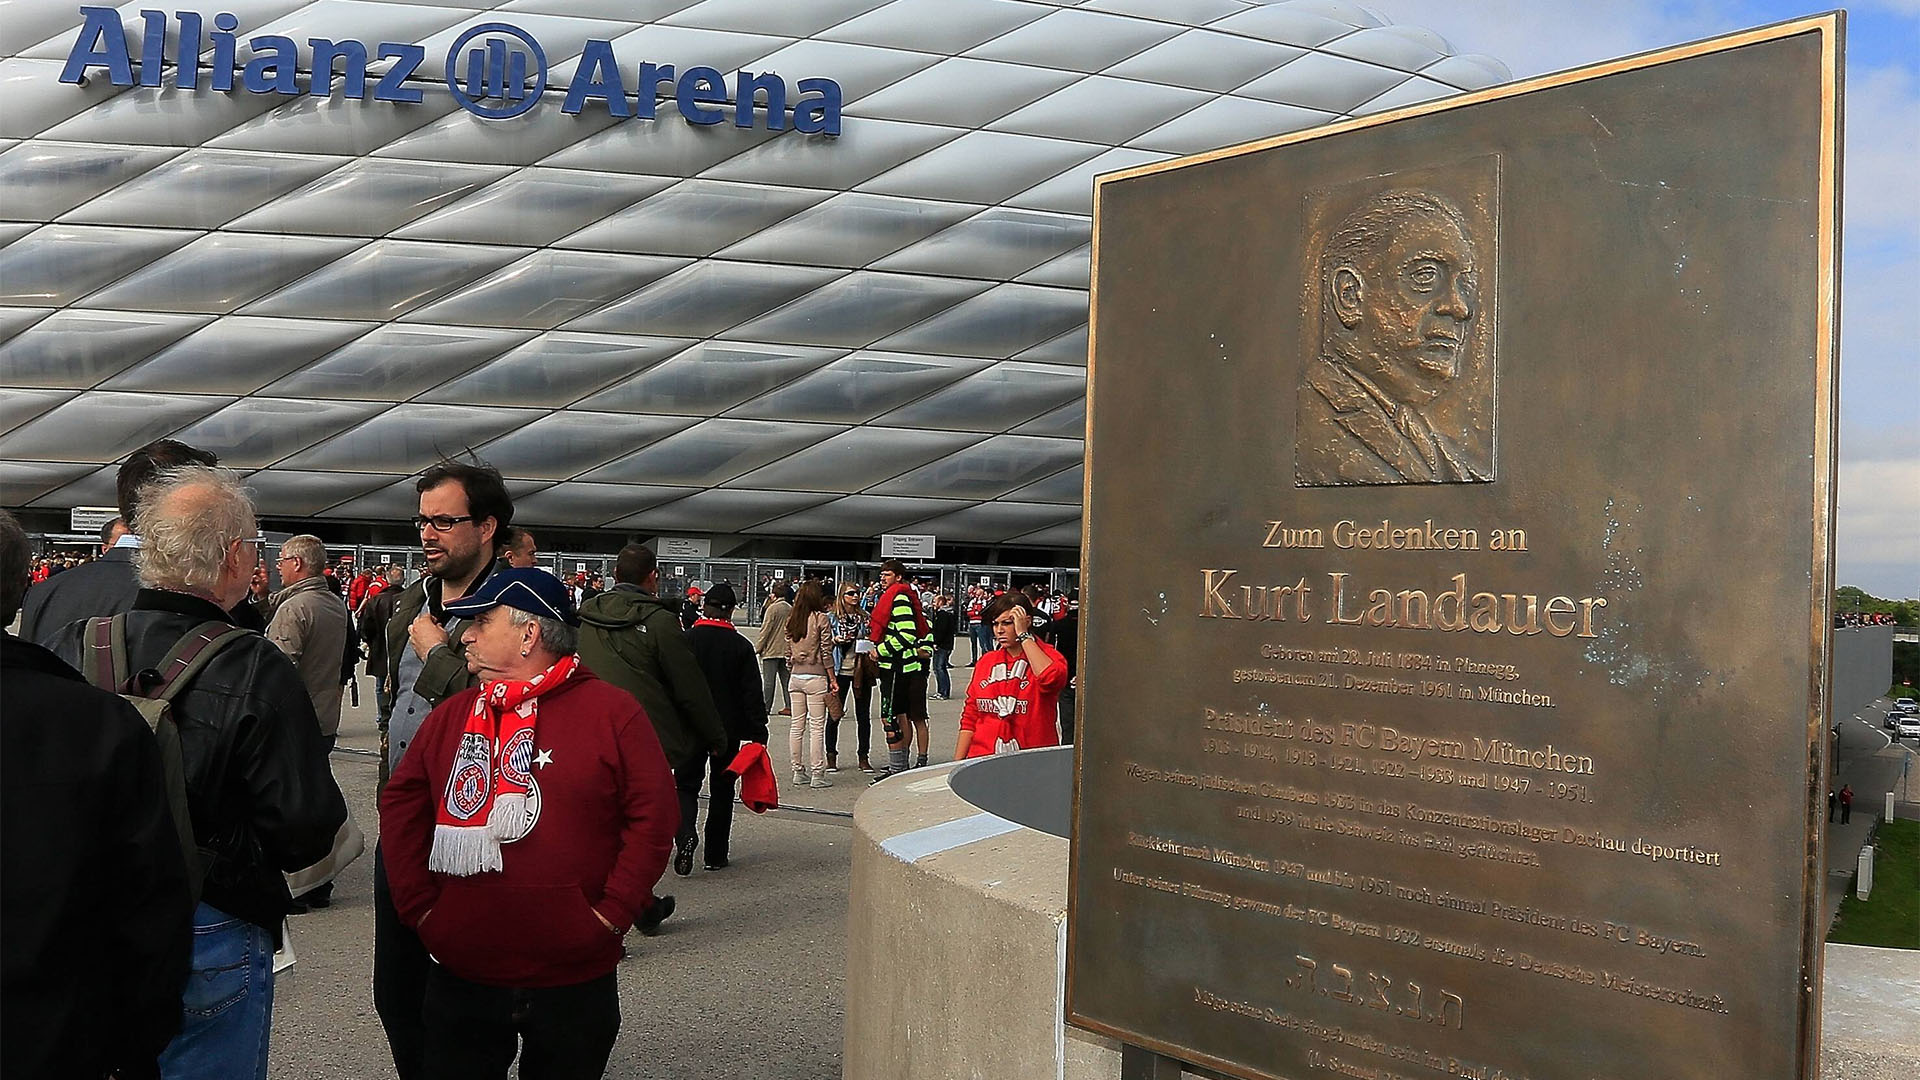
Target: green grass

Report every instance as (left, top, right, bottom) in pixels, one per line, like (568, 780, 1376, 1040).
(1829, 818, 1919, 949)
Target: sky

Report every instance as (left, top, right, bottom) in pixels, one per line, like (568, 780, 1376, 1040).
(1361, 0, 1919, 599)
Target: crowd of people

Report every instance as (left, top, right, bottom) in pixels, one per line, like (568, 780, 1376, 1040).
(1, 438, 1082, 1080)
(23, 514, 132, 585)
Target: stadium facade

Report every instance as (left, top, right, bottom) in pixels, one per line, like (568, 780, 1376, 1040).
(0, 0, 1508, 564)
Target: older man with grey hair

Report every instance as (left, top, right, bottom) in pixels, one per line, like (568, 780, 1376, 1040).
(268, 534, 350, 750)
(266, 533, 353, 912)
(50, 466, 346, 1080)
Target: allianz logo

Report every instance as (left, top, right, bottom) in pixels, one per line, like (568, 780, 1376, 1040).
(60, 7, 843, 131)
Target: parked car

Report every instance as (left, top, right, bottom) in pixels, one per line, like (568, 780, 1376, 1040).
(1896, 719, 1920, 741)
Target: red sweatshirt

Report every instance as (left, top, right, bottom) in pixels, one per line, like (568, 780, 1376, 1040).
(867, 582, 928, 643)
(379, 672, 678, 988)
(958, 641, 1068, 757)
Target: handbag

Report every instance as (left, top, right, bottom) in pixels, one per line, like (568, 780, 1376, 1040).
(827, 682, 845, 721)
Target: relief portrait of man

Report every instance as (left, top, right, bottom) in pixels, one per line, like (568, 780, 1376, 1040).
(1296, 188, 1494, 486)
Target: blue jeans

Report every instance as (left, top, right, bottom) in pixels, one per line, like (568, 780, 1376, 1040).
(160, 903, 275, 1080)
(932, 648, 952, 698)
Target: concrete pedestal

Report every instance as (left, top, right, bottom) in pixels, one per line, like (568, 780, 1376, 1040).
(845, 746, 1919, 1079)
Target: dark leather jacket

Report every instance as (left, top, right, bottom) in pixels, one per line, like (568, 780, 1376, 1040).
(52, 589, 347, 937)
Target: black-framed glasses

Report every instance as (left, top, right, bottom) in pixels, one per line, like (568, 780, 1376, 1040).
(411, 514, 475, 532)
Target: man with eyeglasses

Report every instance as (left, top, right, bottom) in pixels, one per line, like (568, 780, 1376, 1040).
(266, 535, 350, 756)
(373, 458, 514, 1080)
(265, 534, 355, 913)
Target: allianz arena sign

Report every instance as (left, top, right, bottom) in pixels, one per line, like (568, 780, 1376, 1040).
(58, 6, 845, 130)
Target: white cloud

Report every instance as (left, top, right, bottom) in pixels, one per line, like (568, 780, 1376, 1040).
(1854, 0, 1920, 17)
(1360, 0, 1740, 78)
(1837, 436, 1920, 598)
(1366, 1, 1919, 598)
(1843, 64, 1920, 239)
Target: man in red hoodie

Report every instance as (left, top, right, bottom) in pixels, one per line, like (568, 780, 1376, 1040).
(379, 568, 677, 1079)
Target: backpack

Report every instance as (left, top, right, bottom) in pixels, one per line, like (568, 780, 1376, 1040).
(82, 615, 251, 904)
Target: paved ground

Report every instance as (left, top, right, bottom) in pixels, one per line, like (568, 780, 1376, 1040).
(1825, 696, 1920, 929)
(268, 640, 989, 1079)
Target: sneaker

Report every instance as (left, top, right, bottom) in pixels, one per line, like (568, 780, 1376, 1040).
(811, 775, 833, 789)
(673, 836, 696, 877)
(859, 758, 874, 772)
(793, 771, 810, 788)
(638, 895, 675, 937)
(705, 858, 729, 871)
(915, 756, 929, 769)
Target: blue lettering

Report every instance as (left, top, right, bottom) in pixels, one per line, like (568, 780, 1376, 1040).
(139, 10, 166, 87)
(209, 13, 238, 92)
(176, 12, 203, 89)
(372, 42, 424, 103)
(309, 38, 367, 98)
(57, 14, 842, 133)
(793, 77, 842, 136)
(634, 62, 675, 120)
(734, 69, 785, 130)
(676, 65, 726, 125)
(243, 34, 299, 94)
(561, 38, 629, 117)
(61, 6, 135, 86)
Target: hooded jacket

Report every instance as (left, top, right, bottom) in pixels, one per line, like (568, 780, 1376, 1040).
(576, 585, 726, 769)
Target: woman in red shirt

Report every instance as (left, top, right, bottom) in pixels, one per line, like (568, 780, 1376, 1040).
(955, 592, 1068, 760)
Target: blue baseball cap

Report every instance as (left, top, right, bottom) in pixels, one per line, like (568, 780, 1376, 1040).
(443, 567, 579, 626)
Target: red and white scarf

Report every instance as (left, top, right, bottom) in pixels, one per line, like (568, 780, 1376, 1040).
(430, 654, 578, 876)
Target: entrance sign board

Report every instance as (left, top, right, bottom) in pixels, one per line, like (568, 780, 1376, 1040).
(1068, 18, 1840, 1080)
(68, 506, 118, 534)
(881, 534, 937, 560)
(658, 537, 712, 560)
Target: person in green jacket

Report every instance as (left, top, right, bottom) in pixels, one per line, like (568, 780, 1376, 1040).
(577, 543, 728, 896)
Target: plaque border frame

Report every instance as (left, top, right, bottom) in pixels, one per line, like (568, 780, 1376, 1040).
(1066, 14, 1842, 1080)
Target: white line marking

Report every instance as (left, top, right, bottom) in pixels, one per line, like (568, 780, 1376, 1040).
(880, 811, 1021, 864)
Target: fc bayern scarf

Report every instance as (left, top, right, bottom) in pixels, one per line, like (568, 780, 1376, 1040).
(429, 654, 578, 876)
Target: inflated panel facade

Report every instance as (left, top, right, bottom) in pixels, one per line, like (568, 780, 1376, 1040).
(0, 0, 1507, 546)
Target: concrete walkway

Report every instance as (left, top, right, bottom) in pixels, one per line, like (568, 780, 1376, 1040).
(1825, 697, 1919, 930)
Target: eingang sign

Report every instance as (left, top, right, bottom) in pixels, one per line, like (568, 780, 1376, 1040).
(59, 6, 843, 131)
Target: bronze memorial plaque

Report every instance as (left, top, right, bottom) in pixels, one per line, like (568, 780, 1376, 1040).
(1067, 16, 1839, 1080)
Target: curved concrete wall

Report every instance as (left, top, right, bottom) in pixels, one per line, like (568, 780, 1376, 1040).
(846, 747, 1918, 1079)
(845, 751, 1123, 1079)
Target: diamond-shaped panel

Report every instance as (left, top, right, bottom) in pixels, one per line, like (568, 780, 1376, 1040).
(2, 0, 1509, 549)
